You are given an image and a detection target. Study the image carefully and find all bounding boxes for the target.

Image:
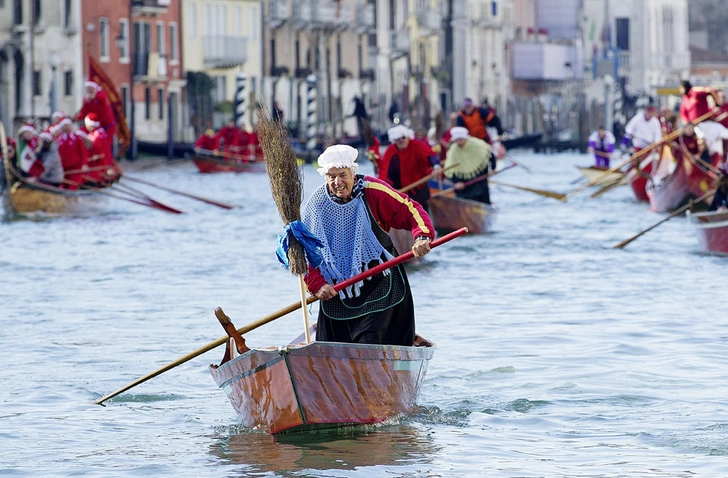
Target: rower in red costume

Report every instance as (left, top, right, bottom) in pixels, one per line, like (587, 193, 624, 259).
(54, 118, 88, 189)
(83, 114, 112, 184)
(378, 125, 441, 211)
(76, 81, 117, 146)
(679, 80, 727, 166)
(194, 129, 218, 151)
(215, 119, 238, 153)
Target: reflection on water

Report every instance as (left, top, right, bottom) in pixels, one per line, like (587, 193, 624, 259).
(210, 423, 438, 473)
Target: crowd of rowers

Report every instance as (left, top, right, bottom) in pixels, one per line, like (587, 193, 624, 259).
(5, 81, 121, 190)
(193, 118, 264, 161)
(363, 97, 504, 211)
(586, 80, 728, 211)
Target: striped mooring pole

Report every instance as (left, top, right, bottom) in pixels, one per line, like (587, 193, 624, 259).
(235, 73, 246, 128)
(306, 74, 317, 151)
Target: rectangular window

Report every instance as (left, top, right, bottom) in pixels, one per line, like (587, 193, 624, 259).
(100, 17, 110, 60)
(492, 0, 497, 16)
(119, 19, 129, 62)
(188, 4, 196, 39)
(32, 70, 41, 96)
(145, 87, 151, 119)
(32, 0, 40, 24)
(233, 6, 242, 36)
(13, 0, 22, 24)
(121, 85, 128, 119)
(63, 0, 72, 28)
(616, 18, 630, 50)
(213, 76, 227, 103)
(250, 6, 258, 41)
(156, 21, 165, 55)
(64, 70, 73, 96)
(169, 23, 178, 63)
(158, 87, 164, 120)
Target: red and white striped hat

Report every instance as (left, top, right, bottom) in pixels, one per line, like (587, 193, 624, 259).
(18, 124, 37, 136)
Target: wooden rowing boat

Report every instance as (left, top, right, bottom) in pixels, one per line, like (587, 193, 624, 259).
(687, 209, 728, 254)
(210, 334, 434, 434)
(192, 154, 266, 174)
(576, 165, 627, 186)
(647, 144, 716, 213)
(429, 194, 497, 234)
(2, 150, 97, 217)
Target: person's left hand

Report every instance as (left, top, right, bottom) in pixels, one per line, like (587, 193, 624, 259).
(412, 237, 431, 257)
(454, 181, 465, 191)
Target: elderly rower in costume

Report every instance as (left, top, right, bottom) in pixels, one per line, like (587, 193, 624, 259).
(302, 145, 435, 346)
(443, 127, 493, 204)
(378, 124, 441, 211)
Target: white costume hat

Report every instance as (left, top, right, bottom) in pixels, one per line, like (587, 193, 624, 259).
(84, 80, 100, 90)
(51, 111, 66, 122)
(449, 126, 470, 141)
(18, 124, 37, 136)
(84, 115, 101, 130)
(387, 124, 413, 143)
(317, 144, 359, 176)
(39, 132, 53, 142)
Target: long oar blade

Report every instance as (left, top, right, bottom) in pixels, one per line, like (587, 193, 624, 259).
(612, 190, 714, 249)
(94, 227, 468, 405)
(490, 180, 566, 200)
(589, 179, 623, 199)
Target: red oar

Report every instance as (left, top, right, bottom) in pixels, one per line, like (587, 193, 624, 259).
(93, 227, 468, 405)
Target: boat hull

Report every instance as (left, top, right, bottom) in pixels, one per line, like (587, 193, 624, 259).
(647, 147, 689, 213)
(192, 156, 266, 174)
(429, 194, 497, 234)
(210, 340, 434, 434)
(687, 209, 728, 254)
(2, 156, 97, 217)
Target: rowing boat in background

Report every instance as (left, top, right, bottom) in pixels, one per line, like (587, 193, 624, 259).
(192, 154, 266, 174)
(429, 194, 497, 234)
(576, 165, 627, 186)
(687, 209, 728, 254)
(2, 151, 99, 217)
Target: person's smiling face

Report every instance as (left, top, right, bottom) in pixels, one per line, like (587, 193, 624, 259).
(325, 167, 356, 201)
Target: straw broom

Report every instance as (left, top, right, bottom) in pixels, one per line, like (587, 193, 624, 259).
(258, 109, 312, 342)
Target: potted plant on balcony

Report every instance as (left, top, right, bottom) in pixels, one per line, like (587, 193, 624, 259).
(295, 66, 313, 79)
(270, 65, 290, 77)
(359, 68, 375, 81)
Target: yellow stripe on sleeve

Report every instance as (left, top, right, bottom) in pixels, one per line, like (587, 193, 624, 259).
(365, 181, 431, 235)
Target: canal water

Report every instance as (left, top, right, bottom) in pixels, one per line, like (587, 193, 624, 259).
(2, 151, 727, 477)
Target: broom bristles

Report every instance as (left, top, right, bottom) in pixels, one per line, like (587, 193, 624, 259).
(259, 109, 308, 275)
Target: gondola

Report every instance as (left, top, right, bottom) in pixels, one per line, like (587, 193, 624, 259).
(687, 209, 728, 254)
(1, 149, 98, 217)
(428, 194, 497, 234)
(210, 331, 434, 434)
(647, 143, 715, 213)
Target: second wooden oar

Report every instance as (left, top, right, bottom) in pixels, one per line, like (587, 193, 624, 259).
(93, 227, 468, 405)
(490, 180, 566, 200)
(612, 190, 714, 249)
(397, 164, 458, 194)
(431, 163, 517, 198)
(121, 175, 235, 210)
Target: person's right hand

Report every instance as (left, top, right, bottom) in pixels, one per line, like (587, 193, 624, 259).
(315, 284, 337, 301)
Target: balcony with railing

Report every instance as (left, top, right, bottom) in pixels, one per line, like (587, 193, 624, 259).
(292, 0, 352, 30)
(203, 36, 248, 68)
(132, 0, 169, 15)
(390, 30, 410, 59)
(268, 0, 288, 28)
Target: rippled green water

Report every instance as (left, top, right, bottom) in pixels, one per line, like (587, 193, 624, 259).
(2, 153, 727, 477)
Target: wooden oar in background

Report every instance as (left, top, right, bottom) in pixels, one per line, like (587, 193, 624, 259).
(431, 163, 518, 198)
(398, 163, 459, 194)
(120, 175, 235, 210)
(489, 180, 566, 200)
(612, 190, 714, 249)
(562, 108, 719, 202)
(62, 178, 184, 214)
(93, 227, 468, 405)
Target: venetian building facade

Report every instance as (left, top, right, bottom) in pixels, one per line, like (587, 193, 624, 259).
(450, 0, 512, 117)
(263, 0, 377, 142)
(0, 0, 83, 135)
(582, 0, 689, 133)
(181, 0, 261, 133)
(81, 0, 187, 145)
